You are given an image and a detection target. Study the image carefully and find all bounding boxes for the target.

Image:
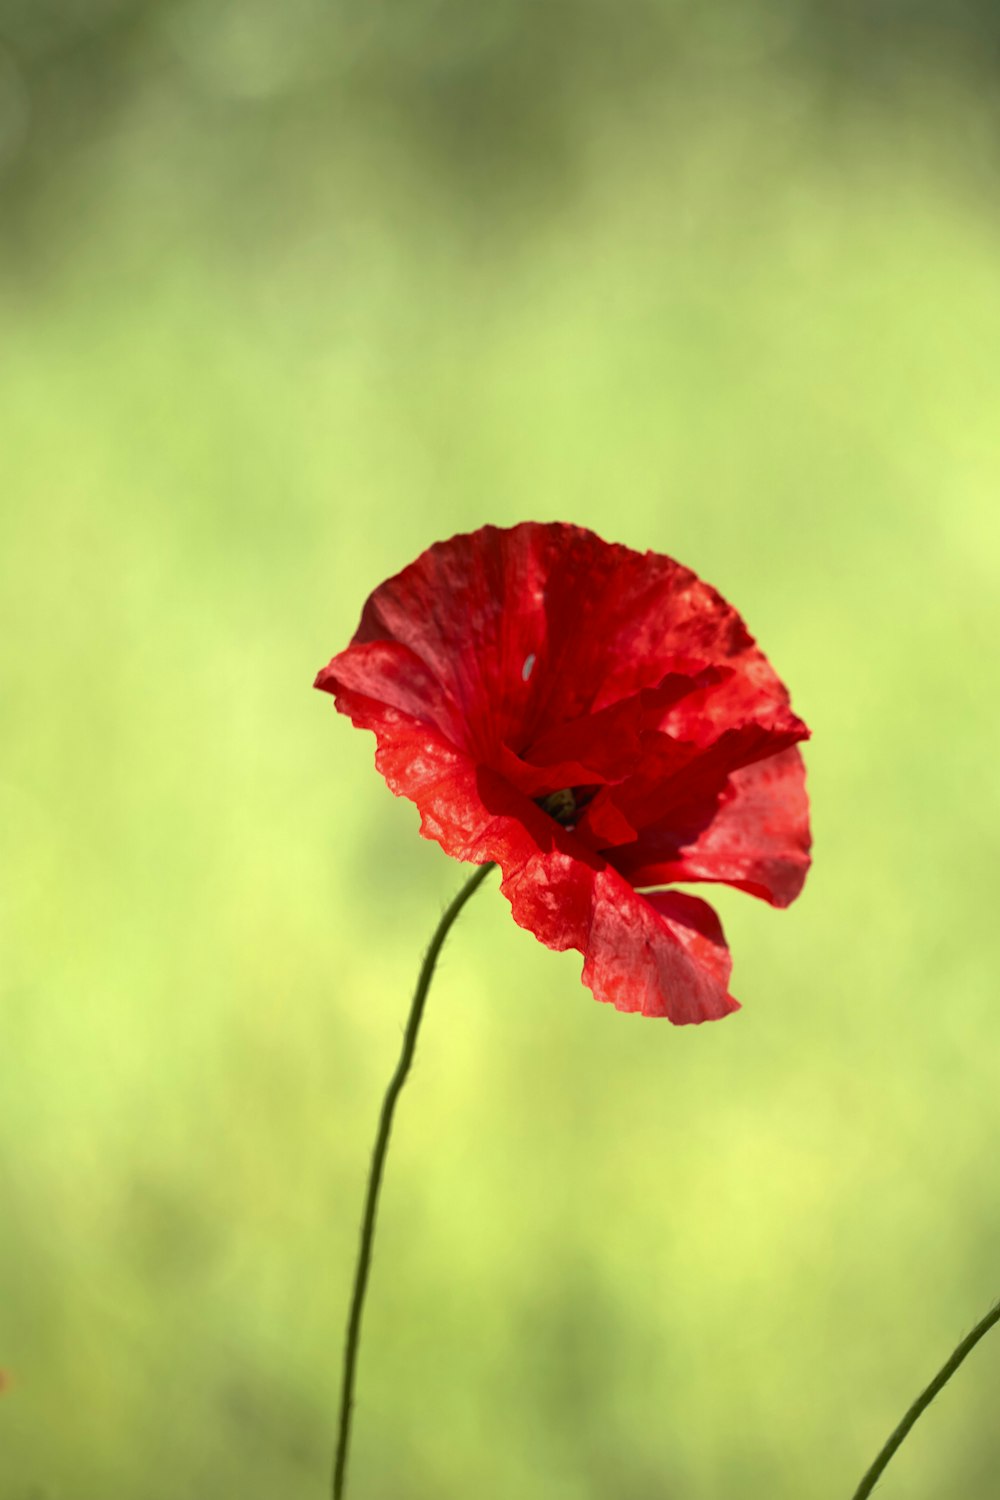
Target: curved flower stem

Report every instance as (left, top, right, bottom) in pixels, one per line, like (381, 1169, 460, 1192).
(332, 860, 496, 1500)
(850, 1297, 1000, 1500)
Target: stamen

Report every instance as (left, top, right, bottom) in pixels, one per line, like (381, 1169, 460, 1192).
(521, 652, 536, 682)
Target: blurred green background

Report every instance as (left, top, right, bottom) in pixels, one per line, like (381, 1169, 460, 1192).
(2, 2, 1000, 1496)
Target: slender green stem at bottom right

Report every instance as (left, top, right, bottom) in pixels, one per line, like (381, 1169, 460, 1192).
(850, 1297, 1000, 1499)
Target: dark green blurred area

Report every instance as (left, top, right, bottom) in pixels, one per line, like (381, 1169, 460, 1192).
(2, 3, 1000, 1498)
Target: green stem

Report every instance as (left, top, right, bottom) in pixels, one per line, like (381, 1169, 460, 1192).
(850, 1297, 1000, 1499)
(332, 860, 495, 1500)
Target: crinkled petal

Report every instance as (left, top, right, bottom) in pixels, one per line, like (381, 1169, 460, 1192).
(495, 669, 725, 801)
(656, 644, 797, 747)
(581, 884, 737, 1022)
(323, 679, 497, 857)
(609, 747, 811, 907)
(576, 712, 808, 852)
(351, 523, 551, 760)
(316, 640, 467, 749)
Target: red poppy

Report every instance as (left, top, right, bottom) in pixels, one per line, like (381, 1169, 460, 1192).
(316, 522, 810, 1023)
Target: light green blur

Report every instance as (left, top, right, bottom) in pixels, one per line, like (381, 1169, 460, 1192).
(2, 10, 1000, 1498)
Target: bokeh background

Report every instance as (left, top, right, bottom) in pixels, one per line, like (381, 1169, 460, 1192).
(3, 2, 1000, 1496)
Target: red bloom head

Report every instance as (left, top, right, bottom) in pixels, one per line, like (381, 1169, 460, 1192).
(316, 522, 810, 1023)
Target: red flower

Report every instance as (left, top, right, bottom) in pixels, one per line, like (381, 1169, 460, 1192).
(316, 523, 810, 1023)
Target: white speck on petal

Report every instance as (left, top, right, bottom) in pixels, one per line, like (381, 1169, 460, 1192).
(521, 653, 536, 682)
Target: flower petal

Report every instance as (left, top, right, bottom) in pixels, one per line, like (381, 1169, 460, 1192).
(576, 712, 808, 853)
(321, 676, 496, 856)
(316, 640, 467, 748)
(609, 747, 811, 907)
(494, 668, 726, 800)
(350, 523, 560, 762)
(582, 884, 738, 1022)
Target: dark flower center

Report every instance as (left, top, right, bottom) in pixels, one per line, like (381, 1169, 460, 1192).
(539, 788, 578, 824)
(536, 785, 599, 829)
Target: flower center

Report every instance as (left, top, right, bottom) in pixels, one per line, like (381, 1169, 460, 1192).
(538, 788, 578, 825)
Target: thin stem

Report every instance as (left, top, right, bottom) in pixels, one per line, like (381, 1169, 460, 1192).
(850, 1297, 1000, 1499)
(332, 860, 495, 1500)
